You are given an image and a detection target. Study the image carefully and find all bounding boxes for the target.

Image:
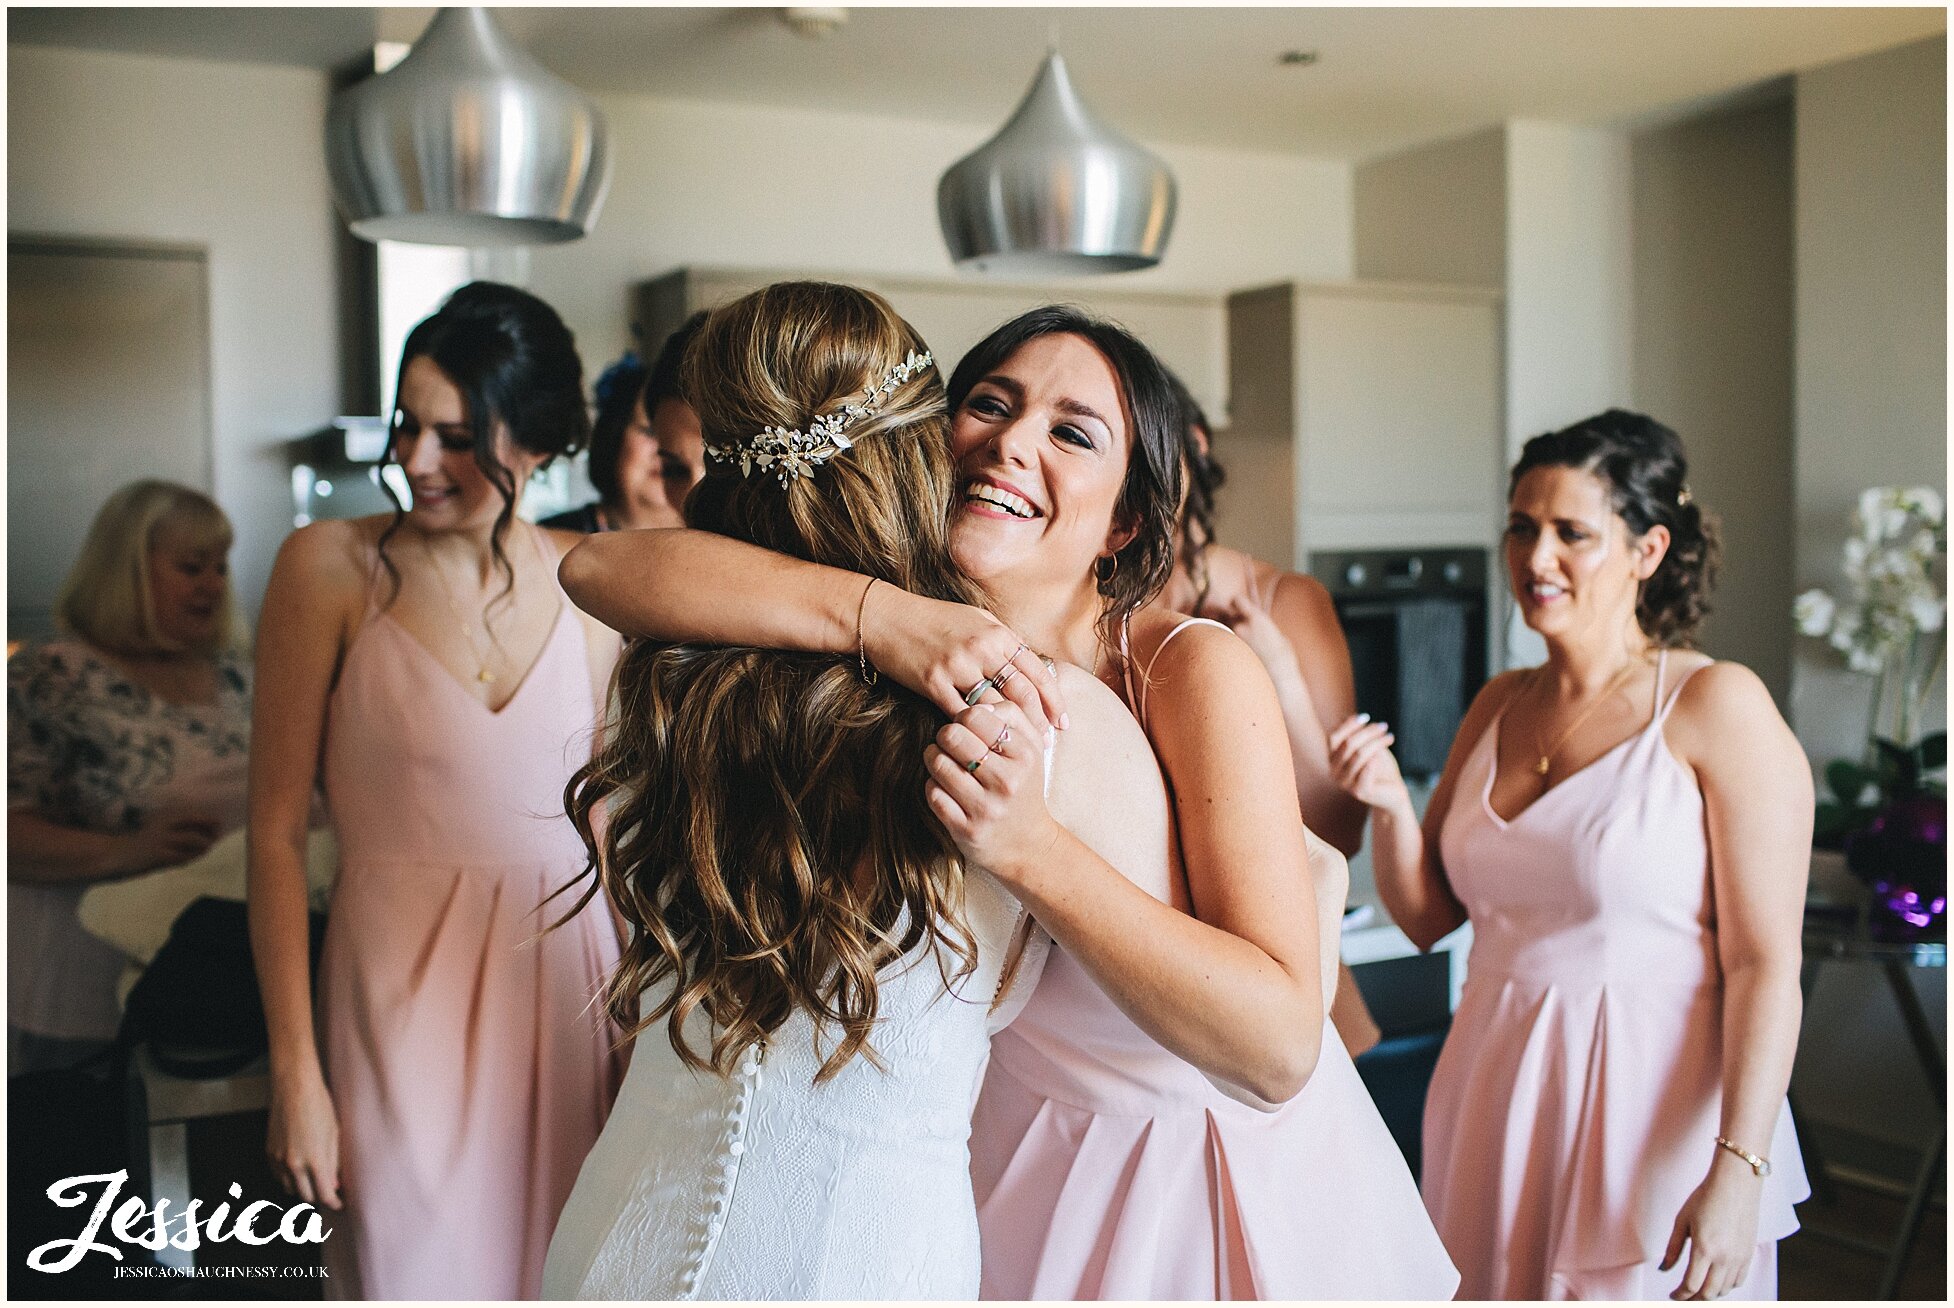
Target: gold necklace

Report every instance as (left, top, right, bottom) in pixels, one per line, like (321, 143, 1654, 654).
(1530, 658, 1642, 778)
(415, 529, 502, 684)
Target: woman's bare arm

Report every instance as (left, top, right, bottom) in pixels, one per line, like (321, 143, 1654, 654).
(247, 520, 361, 1211)
(1265, 573, 1369, 857)
(560, 527, 857, 652)
(929, 642, 1327, 1104)
(560, 526, 1066, 725)
(1329, 670, 1526, 951)
(1658, 662, 1811, 1299)
(8, 810, 218, 885)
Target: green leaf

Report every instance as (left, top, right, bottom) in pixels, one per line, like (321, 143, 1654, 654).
(1826, 760, 1877, 805)
(1873, 738, 1918, 791)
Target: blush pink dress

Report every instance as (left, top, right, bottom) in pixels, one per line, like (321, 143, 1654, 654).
(317, 532, 625, 1300)
(969, 617, 1460, 1300)
(1427, 652, 1808, 1299)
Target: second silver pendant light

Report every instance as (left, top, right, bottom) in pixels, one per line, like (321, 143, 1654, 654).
(937, 52, 1177, 276)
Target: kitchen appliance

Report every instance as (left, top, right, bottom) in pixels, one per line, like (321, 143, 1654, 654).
(1310, 547, 1489, 782)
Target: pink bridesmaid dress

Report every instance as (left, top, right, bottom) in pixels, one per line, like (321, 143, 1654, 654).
(1427, 651, 1809, 1299)
(969, 617, 1460, 1301)
(317, 533, 624, 1299)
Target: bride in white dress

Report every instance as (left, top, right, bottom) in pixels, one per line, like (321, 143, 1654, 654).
(544, 662, 1172, 1300)
(542, 282, 1336, 1300)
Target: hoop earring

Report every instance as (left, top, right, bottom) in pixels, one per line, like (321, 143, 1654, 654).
(1096, 552, 1120, 589)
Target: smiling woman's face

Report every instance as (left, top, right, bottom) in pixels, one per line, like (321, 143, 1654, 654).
(947, 332, 1134, 600)
(391, 355, 542, 531)
(146, 517, 229, 650)
(1505, 464, 1663, 642)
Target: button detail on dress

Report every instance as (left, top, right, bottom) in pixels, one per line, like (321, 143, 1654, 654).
(676, 1040, 767, 1299)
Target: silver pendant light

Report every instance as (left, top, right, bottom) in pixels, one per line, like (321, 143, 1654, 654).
(325, 7, 610, 247)
(937, 52, 1176, 276)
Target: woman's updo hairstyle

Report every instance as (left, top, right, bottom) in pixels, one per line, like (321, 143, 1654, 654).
(946, 306, 1184, 648)
(681, 283, 972, 596)
(1509, 408, 1720, 647)
(378, 281, 587, 602)
(564, 282, 989, 1083)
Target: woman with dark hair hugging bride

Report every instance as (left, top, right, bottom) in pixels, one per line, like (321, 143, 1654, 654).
(541, 282, 1335, 1300)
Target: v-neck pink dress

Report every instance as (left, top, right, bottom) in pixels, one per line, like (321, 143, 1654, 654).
(317, 532, 624, 1300)
(969, 618, 1459, 1300)
(1426, 652, 1807, 1299)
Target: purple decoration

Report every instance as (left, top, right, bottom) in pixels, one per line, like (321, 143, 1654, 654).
(1849, 796, 1949, 941)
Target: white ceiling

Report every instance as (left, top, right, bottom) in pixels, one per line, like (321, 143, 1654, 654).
(9, 6, 1944, 160)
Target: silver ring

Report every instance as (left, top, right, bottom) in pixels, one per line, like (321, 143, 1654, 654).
(993, 663, 1018, 690)
(962, 678, 994, 708)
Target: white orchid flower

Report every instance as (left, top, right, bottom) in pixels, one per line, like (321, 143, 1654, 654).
(1908, 594, 1946, 633)
(1843, 536, 1869, 581)
(1793, 589, 1838, 637)
(1900, 486, 1945, 524)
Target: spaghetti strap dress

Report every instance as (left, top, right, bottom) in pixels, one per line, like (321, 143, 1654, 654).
(1426, 651, 1808, 1299)
(969, 617, 1459, 1300)
(317, 528, 625, 1299)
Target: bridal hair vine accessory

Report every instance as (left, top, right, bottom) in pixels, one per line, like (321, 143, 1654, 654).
(706, 350, 934, 487)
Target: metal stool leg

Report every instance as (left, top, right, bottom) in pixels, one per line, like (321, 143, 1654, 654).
(147, 1119, 194, 1270)
(1877, 1126, 1943, 1300)
(1872, 961, 1946, 1299)
(1883, 961, 1945, 1106)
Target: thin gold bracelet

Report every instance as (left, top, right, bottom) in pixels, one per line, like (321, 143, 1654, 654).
(1715, 1136, 1771, 1177)
(855, 576, 878, 686)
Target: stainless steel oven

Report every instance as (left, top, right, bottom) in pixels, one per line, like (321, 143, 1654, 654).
(1309, 548, 1489, 783)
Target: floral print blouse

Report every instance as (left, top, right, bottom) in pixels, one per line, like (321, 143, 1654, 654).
(8, 640, 252, 1043)
(8, 641, 251, 834)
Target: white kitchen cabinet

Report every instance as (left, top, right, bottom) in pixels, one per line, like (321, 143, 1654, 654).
(1221, 281, 1504, 569)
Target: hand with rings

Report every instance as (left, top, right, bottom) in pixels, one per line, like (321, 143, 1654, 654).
(962, 642, 1030, 707)
(923, 698, 1055, 883)
(855, 587, 1067, 728)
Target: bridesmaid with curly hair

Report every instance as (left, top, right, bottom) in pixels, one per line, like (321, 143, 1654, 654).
(1332, 410, 1811, 1300)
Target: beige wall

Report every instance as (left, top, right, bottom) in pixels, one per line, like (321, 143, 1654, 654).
(1503, 120, 1635, 462)
(1792, 34, 1948, 764)
(1501, 120, 1636, 667)
(526, 91, 1357, 390)
(8, 45, 342, 622)
(1352, 126, 1506, 288)
(1631, 98, 1795, 705)
(1789, 33, 1946, 1154)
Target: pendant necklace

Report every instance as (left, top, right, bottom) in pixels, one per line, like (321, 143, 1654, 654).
(1530, 658, 1642, 778)
(417, 529, 502, 684)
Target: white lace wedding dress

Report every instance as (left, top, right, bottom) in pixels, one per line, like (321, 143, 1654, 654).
(541, 867, 1040, 1300)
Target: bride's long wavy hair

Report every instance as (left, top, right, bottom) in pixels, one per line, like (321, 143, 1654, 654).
(560, 282, 988, 1081)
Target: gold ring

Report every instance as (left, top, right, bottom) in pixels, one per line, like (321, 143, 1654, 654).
(990, 725, 1012, 753)
(963, 754, 984, 775)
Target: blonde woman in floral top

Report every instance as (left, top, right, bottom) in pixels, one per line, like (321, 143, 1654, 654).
(8, 480, 249, 1073)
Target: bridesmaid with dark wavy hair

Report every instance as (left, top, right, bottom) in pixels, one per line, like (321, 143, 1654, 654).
(249, 282, 624, 1299)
